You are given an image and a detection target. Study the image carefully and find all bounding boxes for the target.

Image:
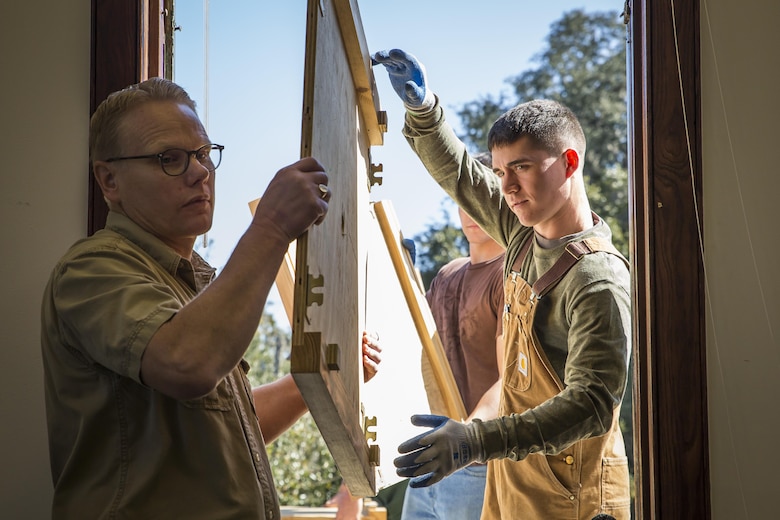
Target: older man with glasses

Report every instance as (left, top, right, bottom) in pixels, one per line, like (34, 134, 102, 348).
(40, 77, 380, 519)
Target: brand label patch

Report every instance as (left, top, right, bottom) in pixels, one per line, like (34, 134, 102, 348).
(517, 352, 528, 377)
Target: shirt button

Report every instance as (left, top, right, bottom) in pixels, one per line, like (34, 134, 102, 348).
(569, 495, 576, 501)
(255, 452, 261, 462)
(564, 455, 574, 465)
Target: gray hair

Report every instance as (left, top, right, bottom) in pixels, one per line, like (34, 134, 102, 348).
(90, 77, 198, 161)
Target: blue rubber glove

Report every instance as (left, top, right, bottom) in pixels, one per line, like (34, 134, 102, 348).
(393, 414, 486, 488)
(402, 238, 416, 265)
(372, 49, 435, 110)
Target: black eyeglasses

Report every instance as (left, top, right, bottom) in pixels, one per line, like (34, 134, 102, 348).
(105, 143, 225, 176)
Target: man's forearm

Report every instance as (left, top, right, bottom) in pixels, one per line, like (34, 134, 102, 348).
(468, 379, 501, 422)
(253, 374, 308, 443)
(141, 223, 290, 400)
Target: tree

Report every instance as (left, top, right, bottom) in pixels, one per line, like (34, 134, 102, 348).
(244, 312, 341, 507)
(456, 9, 629, 257)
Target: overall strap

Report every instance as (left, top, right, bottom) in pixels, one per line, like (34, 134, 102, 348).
(533, 237, 625, 298)
(513, 234, 534, 270)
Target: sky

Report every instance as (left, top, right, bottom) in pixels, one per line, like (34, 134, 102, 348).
(173, 0, 624, 325)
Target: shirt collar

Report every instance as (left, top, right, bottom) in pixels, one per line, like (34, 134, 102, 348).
(535, 212, 607, 250)
(104, 211, 216, 291)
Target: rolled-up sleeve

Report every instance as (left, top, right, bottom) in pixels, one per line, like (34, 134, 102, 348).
(52, 244, 183, 384)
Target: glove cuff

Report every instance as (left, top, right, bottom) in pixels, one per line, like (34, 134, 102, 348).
(466, 419, 488, 463)
(405, 91, 437, 114)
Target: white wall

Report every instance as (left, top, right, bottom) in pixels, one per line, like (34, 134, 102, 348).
(0, 0, 90, 516)
(1, 1, 777, 518)
(702, 1, 780, 518)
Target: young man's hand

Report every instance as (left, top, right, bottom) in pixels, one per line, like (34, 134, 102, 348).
(394, 414, 486, 488)
(372, 49, 434, 110)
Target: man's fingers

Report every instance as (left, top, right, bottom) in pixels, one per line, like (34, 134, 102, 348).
(410, 414, 448, 429)
(394, 450, 435, 475)
(409, 472, 440, 489)
(397, 431, 430, 454)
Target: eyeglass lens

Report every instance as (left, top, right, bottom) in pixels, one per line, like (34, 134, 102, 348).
(161, 145, 221, 176)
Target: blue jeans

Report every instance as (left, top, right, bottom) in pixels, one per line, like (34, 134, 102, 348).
(400, 464, 487, 520)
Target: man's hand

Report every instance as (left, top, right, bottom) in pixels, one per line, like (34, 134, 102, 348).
(372, 49, 434, 110)
(324, 481, 363, 520)
(394, 414, 486, 488)
(362, 331, 382, 383)
(252, 157, 330, 242)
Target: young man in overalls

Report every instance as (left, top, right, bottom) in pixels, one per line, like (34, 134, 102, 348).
(373, 49, 632, 520)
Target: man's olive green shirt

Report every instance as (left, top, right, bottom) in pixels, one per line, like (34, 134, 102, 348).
(41, 212, 280, 519)
(401, 100, 631, 461)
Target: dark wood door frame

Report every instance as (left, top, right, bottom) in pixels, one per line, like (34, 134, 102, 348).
(89, 0, 140, 234)
(629, 0, 710, 518)
(88, 0, 165, 234)
(89, 0, 712, 517)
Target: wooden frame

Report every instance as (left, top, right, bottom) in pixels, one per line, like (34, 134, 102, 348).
(90, 0, 711, 515)
(361, 201, 464, 490)
(373, 201, 466, 422)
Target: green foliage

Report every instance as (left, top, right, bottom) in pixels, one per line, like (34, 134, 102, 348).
(411, 200, 469, 290)
(243, 313, 290, 386)
(267, 414, 341, 506)
(244, 312, 341, 507)
(456, 9, 629, 257)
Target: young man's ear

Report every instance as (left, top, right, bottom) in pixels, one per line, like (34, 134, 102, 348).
(563, 149, 580, 179)
(92, 161, 120, 205)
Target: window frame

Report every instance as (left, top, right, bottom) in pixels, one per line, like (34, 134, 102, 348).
(628, 1, 710, 518)
(88, 0, 168, 234)
(88, 1, 711, 517)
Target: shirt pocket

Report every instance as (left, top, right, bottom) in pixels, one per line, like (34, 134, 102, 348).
(180, 378, 233, 411)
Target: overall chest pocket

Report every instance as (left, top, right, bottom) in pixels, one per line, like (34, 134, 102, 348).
(502, 310, 533, 394)
(502, 274, 536, 396)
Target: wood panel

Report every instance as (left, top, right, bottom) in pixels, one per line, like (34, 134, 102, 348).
(253, 199, 466, 492)
(292, 0, 378, 497)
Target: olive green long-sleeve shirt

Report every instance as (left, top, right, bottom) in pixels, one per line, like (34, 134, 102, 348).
(402, 99, 631, 460)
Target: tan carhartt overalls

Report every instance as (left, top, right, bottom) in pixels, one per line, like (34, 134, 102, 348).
(481, 237, 631, 520)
